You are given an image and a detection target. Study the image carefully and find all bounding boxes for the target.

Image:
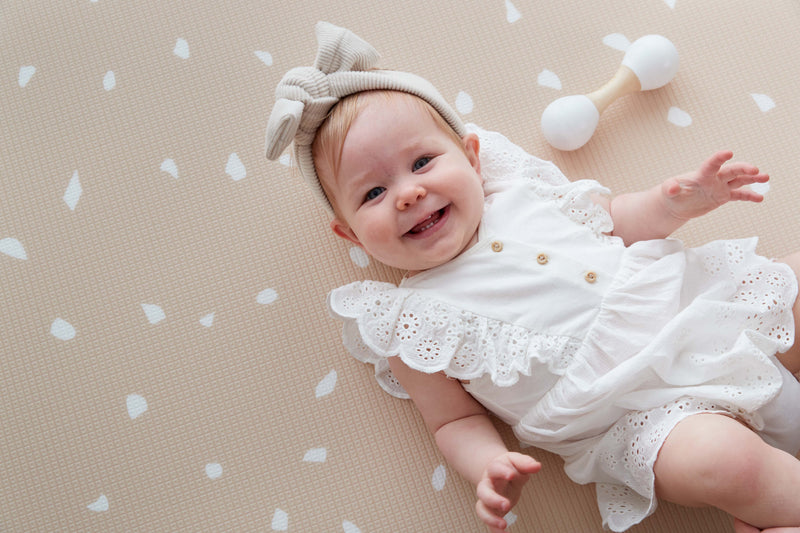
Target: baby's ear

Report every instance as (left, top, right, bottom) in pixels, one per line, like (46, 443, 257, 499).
(330, 218, 362, 246)
(462, 133, 481, 174)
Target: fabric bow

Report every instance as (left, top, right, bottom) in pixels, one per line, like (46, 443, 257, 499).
(264, 21, 380, 161)
(264, 21, 465, 215)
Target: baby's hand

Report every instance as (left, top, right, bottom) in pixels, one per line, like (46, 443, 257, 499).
(661, 150, 769, 221)
(475, 452, 541, 532)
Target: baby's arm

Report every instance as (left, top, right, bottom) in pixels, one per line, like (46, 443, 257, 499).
(387, 358, 541, 532)
(599, 151, 768, 245)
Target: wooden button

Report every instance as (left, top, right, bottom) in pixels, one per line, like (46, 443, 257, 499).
(536, 253, 549, 265)
(584, 271, 598, 283)
(491, 241, 503, 252)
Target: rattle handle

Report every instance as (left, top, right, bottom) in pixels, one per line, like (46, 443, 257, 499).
(586, 65, 641, 114)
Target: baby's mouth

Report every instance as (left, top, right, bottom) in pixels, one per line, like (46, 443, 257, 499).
(407, 207, 447, 235)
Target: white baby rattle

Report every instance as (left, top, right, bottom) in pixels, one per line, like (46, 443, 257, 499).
(540, 35, 679, 151)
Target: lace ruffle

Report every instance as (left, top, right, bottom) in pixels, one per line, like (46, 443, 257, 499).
(329, 280, 580, 397)
(596, 397, 732, 532)
(535, 177, 615, 239)
(472, 124, 569, 189)
(468, 124, 615, 240)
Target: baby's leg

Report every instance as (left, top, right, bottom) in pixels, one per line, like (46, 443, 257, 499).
(653, 413, 800, 529)
(777, 252, 800, 374)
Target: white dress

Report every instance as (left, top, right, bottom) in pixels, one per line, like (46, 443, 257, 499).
(328, 124, 800, 531)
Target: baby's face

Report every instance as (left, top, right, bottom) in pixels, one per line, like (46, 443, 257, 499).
(322, 95, 484, 273)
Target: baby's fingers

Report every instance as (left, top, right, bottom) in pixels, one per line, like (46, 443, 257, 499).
(719, 161, 765, 182)
(727, 172, 769, 203)
(506, 452, 542, 475)
(699, 150, 734, 177)
(476, 499, 508, 532)
(726, 172, 769, 188)
(729, 188, 765, 203)
(485, 455, 518, 482)
(477, 478, 511, 513)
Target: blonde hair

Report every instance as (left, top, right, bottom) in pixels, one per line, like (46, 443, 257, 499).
(312, 90, 464, 213)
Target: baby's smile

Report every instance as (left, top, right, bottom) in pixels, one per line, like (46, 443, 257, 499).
(406, 206, 449, 238)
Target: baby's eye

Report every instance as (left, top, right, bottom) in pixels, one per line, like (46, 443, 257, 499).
(364, 186, 386, 202)
(412, 157, 431, 172)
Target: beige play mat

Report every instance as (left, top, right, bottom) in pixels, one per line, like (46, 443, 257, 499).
(3, 1, 799, 531)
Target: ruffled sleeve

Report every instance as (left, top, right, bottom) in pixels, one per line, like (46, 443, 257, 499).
(468, 123, 616, 240)
(328, 281, 412, 398)
(328, 280, 580, 398)
(539, 177, 615, 239)
(468, 123, 569, 190)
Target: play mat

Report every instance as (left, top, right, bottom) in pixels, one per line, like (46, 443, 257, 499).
(3, 0, 799, 531)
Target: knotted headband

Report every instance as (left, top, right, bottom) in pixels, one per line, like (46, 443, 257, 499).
(265, 21, 466, 215)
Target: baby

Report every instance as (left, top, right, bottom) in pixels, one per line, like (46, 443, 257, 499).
(266, 22, 800, 532)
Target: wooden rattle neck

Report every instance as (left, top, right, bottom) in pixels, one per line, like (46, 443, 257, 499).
(587, 65, 641, 114)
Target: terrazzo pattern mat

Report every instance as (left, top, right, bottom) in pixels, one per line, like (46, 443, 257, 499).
(3, 0, 799, 531)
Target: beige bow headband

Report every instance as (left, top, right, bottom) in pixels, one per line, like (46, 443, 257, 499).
(265, 21, 466, 214)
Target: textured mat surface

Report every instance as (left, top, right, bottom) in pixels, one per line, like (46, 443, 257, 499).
(3, 1, 799, 531)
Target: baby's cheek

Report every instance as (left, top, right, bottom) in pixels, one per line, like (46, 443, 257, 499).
(353, 230, 383, 256)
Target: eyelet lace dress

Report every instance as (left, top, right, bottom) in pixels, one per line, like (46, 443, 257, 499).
(328, 124, 800, 531)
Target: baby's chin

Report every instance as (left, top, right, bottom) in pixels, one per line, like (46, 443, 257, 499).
(395, 248, 473, 277)
(403, 263, 442, 278)
(402, 233, 480, 275)
(370, 254, 450, 277)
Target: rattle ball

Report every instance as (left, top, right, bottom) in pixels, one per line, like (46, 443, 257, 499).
(540, 35, 679, 151)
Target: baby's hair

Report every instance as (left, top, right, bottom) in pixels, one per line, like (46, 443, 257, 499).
(312, 89, 465, 214)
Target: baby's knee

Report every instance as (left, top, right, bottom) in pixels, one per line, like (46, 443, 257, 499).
(655, 414, 767, 507)
(697, 438, 766, 506)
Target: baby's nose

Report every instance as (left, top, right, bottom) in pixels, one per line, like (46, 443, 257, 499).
(396, 184, 427, 210)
